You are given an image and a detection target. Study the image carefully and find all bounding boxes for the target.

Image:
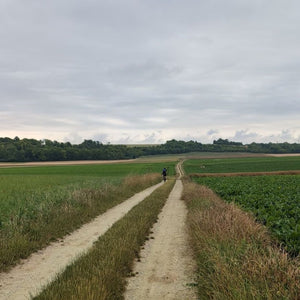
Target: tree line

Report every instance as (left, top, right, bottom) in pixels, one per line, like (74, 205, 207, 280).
(0, 137, 299, 162)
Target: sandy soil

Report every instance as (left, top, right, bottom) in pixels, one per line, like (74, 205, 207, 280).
(0, 159, 135, 168)
(0, 182, 163, 300)
(124, 164, 197, 300)
(266, 153, 300, 157)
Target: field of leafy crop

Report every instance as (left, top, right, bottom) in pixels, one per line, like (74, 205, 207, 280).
(192, 175, 300, 255)
(184, 156, 300, 173)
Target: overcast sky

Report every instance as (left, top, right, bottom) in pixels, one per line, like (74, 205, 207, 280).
(1, 0, 299, 144)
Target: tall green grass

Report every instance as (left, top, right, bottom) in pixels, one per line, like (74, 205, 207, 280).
(0, 162, 176, 272)
(0, 161, 176, 272)
(0, 162, 176, 226)
(34, 179, 175, 300)
(0, 175, 112, 224)
(0, 162, 176, 177)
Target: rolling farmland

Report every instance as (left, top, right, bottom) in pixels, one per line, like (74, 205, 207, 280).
(184, 156, 300, 174)
(0, 156, 299, 299)
(0, 161, 176, 272)
(192, 175, 300, 255)
(184, 156, 300, 255)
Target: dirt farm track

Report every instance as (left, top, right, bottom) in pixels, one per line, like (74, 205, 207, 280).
(0, 160, 135, 168)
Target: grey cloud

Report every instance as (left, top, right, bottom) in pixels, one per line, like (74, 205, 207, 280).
(207, 129, 219, 136)
(107, 61, 183, 86)
(232, 130, 260, 143)
(0, 0, 299, 144)
(231, 129, 300, 144)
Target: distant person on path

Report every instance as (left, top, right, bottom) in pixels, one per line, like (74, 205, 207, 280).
(162, 167, 167, 182)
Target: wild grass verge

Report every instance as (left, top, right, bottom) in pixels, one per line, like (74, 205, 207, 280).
(182, 179, 300, 300)
(192, 175, 300, 255)
(34, 179, 175, 300)
(0, 173, 160, 272)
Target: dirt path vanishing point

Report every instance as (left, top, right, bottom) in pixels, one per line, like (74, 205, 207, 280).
(125, 162, 197, 300)
(0, 182, 163, 300)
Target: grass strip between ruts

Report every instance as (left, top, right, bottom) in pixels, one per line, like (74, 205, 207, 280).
(182, 179, 300, 300)
(34, 179, 175, 300)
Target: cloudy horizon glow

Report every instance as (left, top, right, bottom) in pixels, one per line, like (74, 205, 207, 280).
(1, 0, 300, 145)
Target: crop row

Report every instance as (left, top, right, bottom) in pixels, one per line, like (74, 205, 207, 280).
(193, 175, 300, 255)
(184, 156, 300, 174)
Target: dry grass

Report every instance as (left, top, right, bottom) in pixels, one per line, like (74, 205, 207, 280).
(182, 180, 300, 299)
(123, 173, 160, 189)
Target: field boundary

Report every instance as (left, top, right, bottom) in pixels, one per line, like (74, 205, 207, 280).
(190, 170, 300, 177)
(0, 160, 136, 168)
(182, 181, 300, 299)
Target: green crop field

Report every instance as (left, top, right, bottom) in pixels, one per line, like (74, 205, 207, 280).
(193, 175, 300, 255)
(182, 180, 300, 299)
(189, 166, 300, 256)
(0, 161, 176, 271)
(184, 156, 300, 174)
(0, 162, 175, 177)
(184, 157, 300, 255)
(0, 162, 175, 224)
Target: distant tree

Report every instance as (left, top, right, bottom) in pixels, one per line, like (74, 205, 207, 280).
(213, 138, 242, 146)
(0, 137, 299, 162)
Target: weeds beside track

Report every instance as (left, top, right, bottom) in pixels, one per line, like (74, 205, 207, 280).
(193, 175, 300, 255)
(182, 180, 300, 299)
